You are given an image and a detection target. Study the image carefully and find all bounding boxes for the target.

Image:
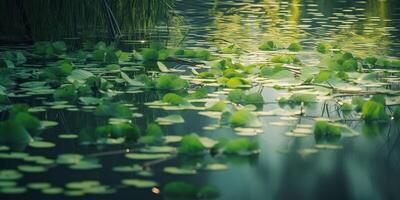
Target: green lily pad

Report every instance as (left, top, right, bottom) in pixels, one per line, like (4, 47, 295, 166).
(29, 141, 55, 149)
(42, 187, 64, 195)
(163, 167, 197, 175)
(125, 153, 171, 160)
(17, 165, 47, 173)
(0, 186, 27, 194)
(121, 179, 158, 188)
(27, 182, 52, 190)
(112, 164, 142, 173)
(0, 170, 23, 180)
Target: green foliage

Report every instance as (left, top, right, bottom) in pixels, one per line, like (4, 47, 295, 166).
(370, 57, 400, 68)
(194, 50, 211, 60)
(223, 68, 243, 78)
(229, 110, 253, 127)
(95, 102, 133, 119)
(95, 123, 140, 142)
(352, 96, 365, 112)
(270, 55, 299, 64)
(227, 90, 264, 106)
(313, 70, 333, 83)
(207, 101, 227, 112)
(223, 138, 259, 155)
(0, 59, 14, 68)
(34, 41, 67, 58)
(225, 77, 245, 89)
(362, 99, 388, 122)
(220, 44, 243, 54)
(393, 106, 400, 121)
(316, 43, 332, 54)
(0, 121, 32, 146)
(163, 181, 197, 198)
(258, 41, 283, 51)
(341, 103, 353, 113)
(91, 43, 119, 64)
(141, 48, 159, 61)
(0, 94, 10, 105)
(319, 52, 359, 72)
(0, 105, 43, 146)
(176, 49, 212, 60)
(52, 41, 67, 54)
(189, 87, 208, 99)
(41, 60, 73, 85)
(163, 181, 218, 199)
(244, 93, 264, 106)
(0, 51, 26, 66)
(135, 74, 154, 88)
(197, 71, 215, 78)
(364, 56, 377, 65)
(53, 84, 78, 103)
(13, 112, 42, 136)
(155, 74, 188, 90)
(313, 121, 341, 141)
(227, 90, 246, 104)
(179, 134, 205, 155)
(260, 64, 284, 77)
(145, 123, 164, 138)
(288, 42, 303, 52)
(162, 93, 185, 105)
(371, 94, 386, 105)
(197, 185, 220, 198)
(138, 123, 165, 145)
(342, 59, 358, 71)
(279, 93, 316, 107)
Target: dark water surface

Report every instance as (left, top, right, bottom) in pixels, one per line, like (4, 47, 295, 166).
(2, 0, 400, 200)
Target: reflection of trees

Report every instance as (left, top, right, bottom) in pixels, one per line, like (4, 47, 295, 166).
(208, 0, 304, 50)
(327, 0, 392, 57)
(200, 0, 397, 57)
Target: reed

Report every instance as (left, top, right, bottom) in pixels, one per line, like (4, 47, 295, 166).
(0, 0, 176, 41)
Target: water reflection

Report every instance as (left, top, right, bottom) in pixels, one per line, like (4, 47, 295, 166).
(176, 0, 400, 57)
(172, 1, 400, 199)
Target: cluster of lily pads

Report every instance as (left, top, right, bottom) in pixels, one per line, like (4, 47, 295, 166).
(1, 38, 400, 198)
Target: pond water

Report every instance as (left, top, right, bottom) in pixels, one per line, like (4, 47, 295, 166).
(1, 0, 400, 200)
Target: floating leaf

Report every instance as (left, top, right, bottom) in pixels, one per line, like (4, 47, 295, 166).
(29, 141, 55, 149)
(155, 74, 188, 90)
(122, 179, 158, 188)
(17, 165, 47, 173)
(288, 43, 302, 52)
(179, 134, 205, 155)
(229, 110, 261, 127)
(0, 170, 23, 180)
(163, 167, 197, 175)
(125, 153, 170, 160)
(155, 114, 185, 124)
(112, 164, 142, 173)
(223, 138, 259, 155)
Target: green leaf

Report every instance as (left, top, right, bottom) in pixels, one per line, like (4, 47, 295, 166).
(288, 42, 303, 52)
(179, 134, 205, 155)
(223, 138, 259, 155)
(155, 74, 188, 90)
(67, 69, 94, 83)
(229, 110, 261, 127)
(122, 179, 157, 188)
(362, 100, 388, 122)
(316, 43, 332, 54)
(313, 120, 341, 142)
(163, 167, 197, 175)
(121, 72, 145, 87)
(162, 93, 185, 105)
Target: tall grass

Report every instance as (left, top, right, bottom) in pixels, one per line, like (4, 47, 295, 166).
(0, 0, 176, 41)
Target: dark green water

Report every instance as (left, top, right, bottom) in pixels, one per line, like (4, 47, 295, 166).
(1, 0, 400, 200)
